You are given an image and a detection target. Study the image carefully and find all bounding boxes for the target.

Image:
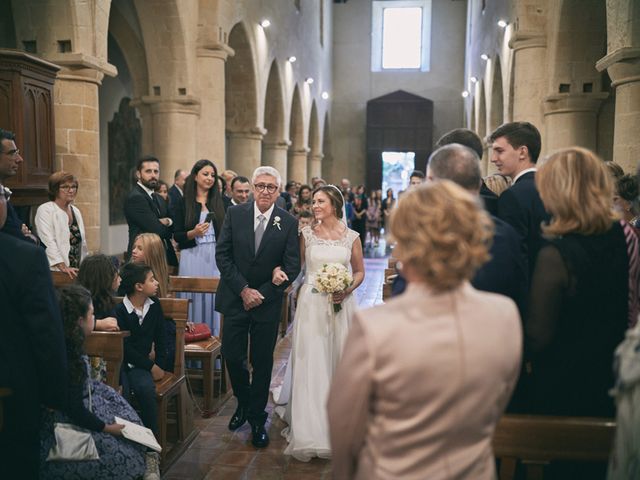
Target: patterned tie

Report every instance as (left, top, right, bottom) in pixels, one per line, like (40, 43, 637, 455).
(255, 214, 266, 253)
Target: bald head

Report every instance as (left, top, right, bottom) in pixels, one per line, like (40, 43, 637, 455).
(426, 144, 482, 193)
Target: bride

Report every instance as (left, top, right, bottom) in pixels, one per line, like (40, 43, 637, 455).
(272, 185, 364, 461)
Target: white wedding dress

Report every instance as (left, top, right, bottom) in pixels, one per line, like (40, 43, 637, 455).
(278, 225, 359, 461)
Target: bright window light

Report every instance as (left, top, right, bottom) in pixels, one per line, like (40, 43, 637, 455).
(372, 1, 431, 72)
(382, 7, 422, 69)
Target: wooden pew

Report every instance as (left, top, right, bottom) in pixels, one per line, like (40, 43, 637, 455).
(51, 270, 75, 288)
(167, 276, 225, 416)
(84, 331, 130, 390)
(493, 414, 615, 480)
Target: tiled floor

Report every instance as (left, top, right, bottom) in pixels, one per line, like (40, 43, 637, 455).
(163, 254, 387, 480)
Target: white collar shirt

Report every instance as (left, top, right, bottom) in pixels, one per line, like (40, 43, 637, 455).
(254, 202, 275, 231)
(513, 167, 537, 184)
(123, 295, 155, 326)
(137, 181, 155, 198)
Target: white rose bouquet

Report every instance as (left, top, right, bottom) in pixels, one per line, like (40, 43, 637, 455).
(312, 262, 353, 313)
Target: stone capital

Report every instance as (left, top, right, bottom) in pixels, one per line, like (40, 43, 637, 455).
(543, 93, 609, 116)
(227, 127, 267, 140)
(197, 42, 235, 61)
(263, 140, 291, 151)
(596, 47, 640, 88)
(508, 31, 546, 52)
(47, 52, 117, 79)
(290, 147, 311, 155)
(137, 95, 201, 116)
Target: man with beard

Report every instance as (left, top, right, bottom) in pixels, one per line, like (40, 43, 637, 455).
(124, 155, 178, 266)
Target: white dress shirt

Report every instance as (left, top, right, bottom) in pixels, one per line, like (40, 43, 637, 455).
(254, 202, 275, 231)
(513, 167, 537, 184)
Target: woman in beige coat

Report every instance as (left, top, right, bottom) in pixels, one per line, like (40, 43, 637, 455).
(328, 180, 522, 479)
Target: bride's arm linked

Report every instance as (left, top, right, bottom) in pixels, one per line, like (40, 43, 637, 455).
(332, 235, 364, 304)
(272, 231, 305, 286)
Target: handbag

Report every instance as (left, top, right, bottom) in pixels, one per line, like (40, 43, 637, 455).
(185, 323, 212, 343)
(47, 382, 100, 461)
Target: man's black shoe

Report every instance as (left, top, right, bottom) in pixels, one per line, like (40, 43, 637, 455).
(228, 406, 247, 431)
(251, 424, 269, 448)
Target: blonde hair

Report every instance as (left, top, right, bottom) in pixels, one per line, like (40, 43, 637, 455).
(483, 174, 511, 196)
(537, 147, 617, 237)
(390, 180, 493, 292)
(133, 233, 169, 297)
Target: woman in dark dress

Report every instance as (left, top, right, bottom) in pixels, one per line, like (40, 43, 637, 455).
(527, 147, 640, 418)
(39, 285, 146, 479)
(351, 195, 367, 248)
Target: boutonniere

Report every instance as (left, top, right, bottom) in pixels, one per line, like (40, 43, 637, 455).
(273, 216, 282, 230)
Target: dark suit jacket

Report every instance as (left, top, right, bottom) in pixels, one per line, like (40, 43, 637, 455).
(168, 184, 182, 220)
(393, 215, 527, 316)
(215, 202, 300, 319)
(0, 201, 30, 242)
(173, 198, 222, 250)
(124, 184, 178, 266)
(222, 195, 232, 211)
(0, 232, 68, 435)
(480, 181, 499, 217)
(497, 171, 550, 279)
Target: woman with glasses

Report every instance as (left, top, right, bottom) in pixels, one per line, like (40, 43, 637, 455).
(35, 171, 88, 279)
(173, 159, 226, 332)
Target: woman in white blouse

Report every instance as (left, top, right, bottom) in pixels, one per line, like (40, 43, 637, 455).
(35, 171, 88, 278)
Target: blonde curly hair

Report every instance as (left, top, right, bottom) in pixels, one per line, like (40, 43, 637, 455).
(537, 147, 617, 237)
(390, 180, 493, 292)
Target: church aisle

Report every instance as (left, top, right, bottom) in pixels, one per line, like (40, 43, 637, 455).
(163, 257, 386, 479)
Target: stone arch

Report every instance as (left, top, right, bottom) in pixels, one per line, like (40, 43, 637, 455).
(489, 56, 504, 133)
(262, 60, 287, 175)
(470, 100, 476, 132)
(225, 21, 262, 175)
(543, 0, 608, 152)
(321, 112, 333, 182)
(287, 85, 307, 183)
(307, 101, 321, 180)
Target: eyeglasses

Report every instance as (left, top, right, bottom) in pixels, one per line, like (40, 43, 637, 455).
(1, 148, 20, 158)
(254, 183, 278, 194)
(59, 185, 78, 191)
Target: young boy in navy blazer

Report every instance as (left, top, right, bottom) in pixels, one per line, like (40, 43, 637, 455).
(115, 262, 166, 435)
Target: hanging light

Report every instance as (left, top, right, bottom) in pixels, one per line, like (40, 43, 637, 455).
(481, 54, 489, 61)
(305, 77, 314, 84)
(260, 19, 271, 28)
(461, 91, 469, 98)
(288, 56, 297, 63)
(470, 76, 478, 83)
(322, 91, 329, 100)
(497, 19, 508, 28)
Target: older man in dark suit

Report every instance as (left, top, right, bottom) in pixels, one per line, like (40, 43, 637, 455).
(0, 182, 68, 479)
(489, 122, 550, 280)
(168, 168, 187, 219)
(124, 156, 178, 266)
(216, 166, 300, 448)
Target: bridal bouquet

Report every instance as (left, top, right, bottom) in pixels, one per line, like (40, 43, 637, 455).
(312, 263, 353, 313)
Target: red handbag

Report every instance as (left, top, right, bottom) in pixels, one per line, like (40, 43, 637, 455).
(185, 323, 212, 343)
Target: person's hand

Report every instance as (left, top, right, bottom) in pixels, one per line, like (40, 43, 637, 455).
(186, 321, 196, 333)
(103, 423, 125, 436)
(240, 287, 264, 310)
(272, 267, 289, 286)
(332, 290, 349, 304)
(159, 217, 172, 226)
(56, 263, 78, 279)
(191, 222, 210, 238)
(151, 364, 165, 381)
(21, 223, 32, 235)
(95, 317, 120, 332)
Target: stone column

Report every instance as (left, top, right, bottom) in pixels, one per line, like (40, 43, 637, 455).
(288, 147, 310, 184)
(597, 48, 640, 172)
(196, 43, 234, 168)
(54, 67, 105, 253)
(509, 32, 547, 137)
(543, 93, 609, 153)
(137, 96, 200, 183)
(308, 153, 323, 180)
(262, 141, 290, 179)
(227, 129, 265, 176)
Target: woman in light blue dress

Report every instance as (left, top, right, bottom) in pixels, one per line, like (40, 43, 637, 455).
(173, 160, 226, 336)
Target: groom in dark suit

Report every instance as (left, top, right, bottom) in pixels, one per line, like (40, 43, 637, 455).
(216, 166, 300, 448)
(124, 156, 178, 266)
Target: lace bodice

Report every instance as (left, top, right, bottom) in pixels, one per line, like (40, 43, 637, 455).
(301, 225, 359, 274)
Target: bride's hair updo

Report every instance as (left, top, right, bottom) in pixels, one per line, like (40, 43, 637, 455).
(312, 185, 344, 219)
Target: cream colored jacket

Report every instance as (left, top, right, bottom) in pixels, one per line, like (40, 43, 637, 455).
(35, 201, 88, 269)
(328, 282, 522, 480)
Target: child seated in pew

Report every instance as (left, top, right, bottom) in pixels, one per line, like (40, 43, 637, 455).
(39, 285, 147, 480)
(77, 254, 122, 382)
(126, 233, 176, 372)
(115, 262, 166, 437)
